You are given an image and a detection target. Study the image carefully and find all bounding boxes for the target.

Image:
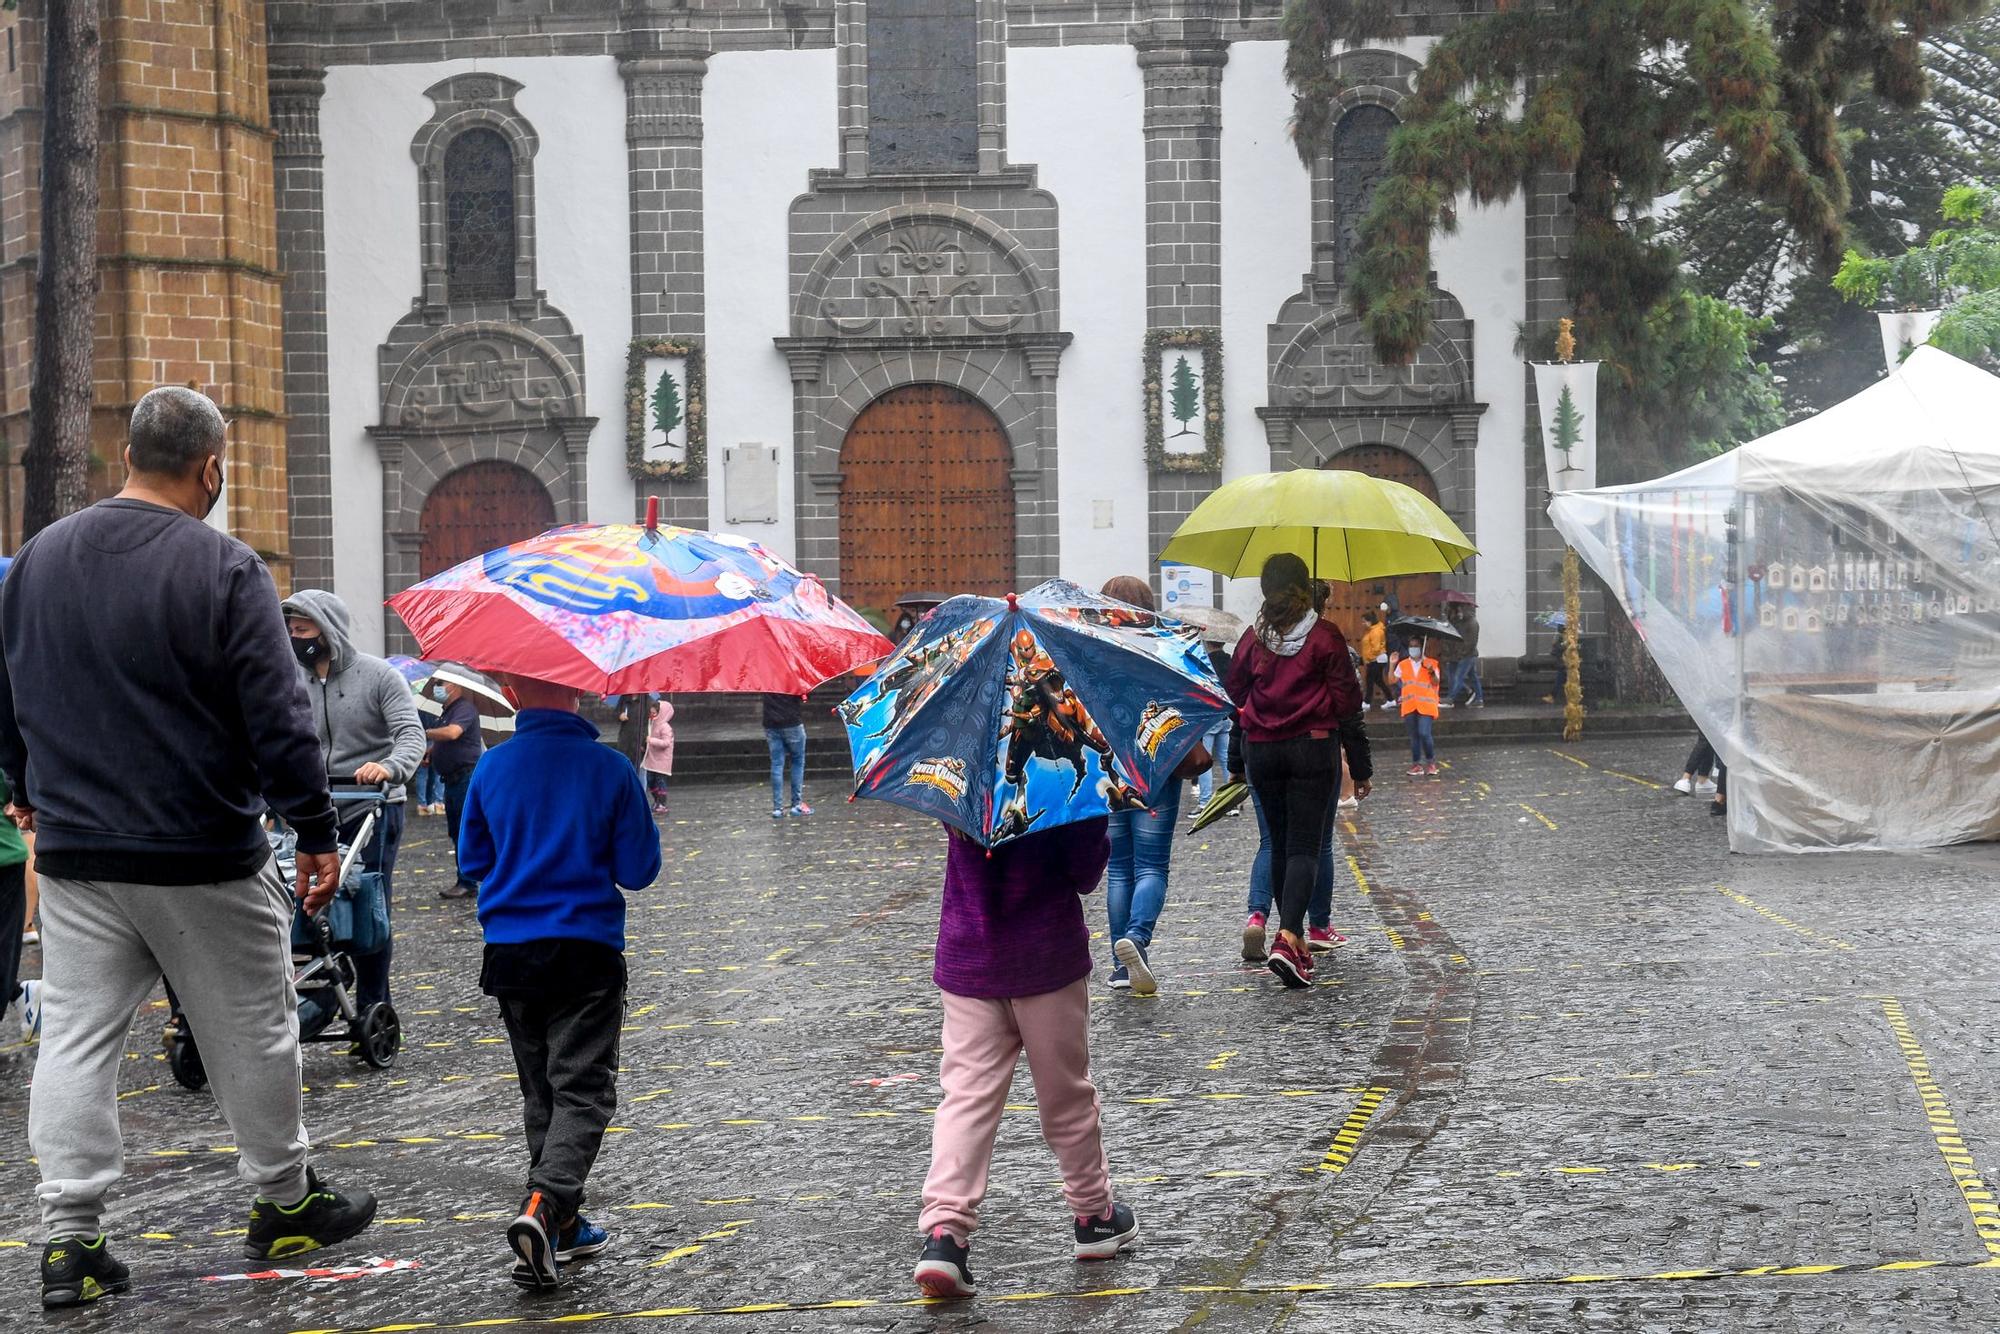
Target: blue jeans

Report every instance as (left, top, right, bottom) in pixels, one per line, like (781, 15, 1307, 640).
(349, 802, 404, 1010)
(414, 764, 444, 807)
(1406, 712, 1436, 763)
(1247, 786, 1335, 929)
(766, 724, 807, 809)
(1195, 720, 1231, 803)
(1446, 657, 1483, 704)
(1106, 781, 1182, 955)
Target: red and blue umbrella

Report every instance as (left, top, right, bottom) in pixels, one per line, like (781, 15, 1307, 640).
(840, 580, 1232, 847)
(387, 501, 892, 695)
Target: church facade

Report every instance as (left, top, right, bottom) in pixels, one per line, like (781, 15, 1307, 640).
(3, 1, 1576, 663)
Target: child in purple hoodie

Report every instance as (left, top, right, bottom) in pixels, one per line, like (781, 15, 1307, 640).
(912, 816, 1138, 1299)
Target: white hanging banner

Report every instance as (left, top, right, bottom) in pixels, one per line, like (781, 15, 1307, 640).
(1876, 309, 1942, 374)
(1533, 360, 1600, 494)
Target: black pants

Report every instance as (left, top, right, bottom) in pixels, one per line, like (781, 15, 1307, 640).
(349, 803, 404, 1011)
(1684, 736, 1716, 777)
(1244, 734, 1339, 938)
(0, 862, 22, 1019)
(1363, 662, 1395, 706)
(443, 766, 479, 893)
(499, 986, 623, 1217)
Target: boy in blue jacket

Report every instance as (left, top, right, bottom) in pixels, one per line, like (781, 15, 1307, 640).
(457, 675, 662, 1289)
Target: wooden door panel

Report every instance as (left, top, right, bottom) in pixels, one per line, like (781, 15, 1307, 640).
(1320, 445, 1443, 643)
(419, 460, 559, 579)
(839, 384, 1015, 617)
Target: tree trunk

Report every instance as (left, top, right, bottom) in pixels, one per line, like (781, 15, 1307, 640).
(21, 0, 101, 540)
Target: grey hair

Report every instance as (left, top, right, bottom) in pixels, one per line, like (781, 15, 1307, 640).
(129, 385, 226, 475)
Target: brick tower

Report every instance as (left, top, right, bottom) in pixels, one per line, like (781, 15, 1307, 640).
(0, 0, 291, 584)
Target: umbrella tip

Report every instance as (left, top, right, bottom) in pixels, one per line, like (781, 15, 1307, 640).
(1006, 592, 1019, 612)
(644, 495, 660, 535)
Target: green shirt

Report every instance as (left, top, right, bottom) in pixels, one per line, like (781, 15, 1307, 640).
(0, 774, 28, 869)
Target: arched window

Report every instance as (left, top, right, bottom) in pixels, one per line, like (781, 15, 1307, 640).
(1331, 104, 1398, 276)
(444, 128, 516, 302)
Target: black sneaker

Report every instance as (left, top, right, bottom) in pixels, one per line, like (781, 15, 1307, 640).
(439, 880, 476, 900)
(1074, 1202, 1139, 1260)
(508, 1190, 562, 1290)
(244, 1168, 378, 1260)
(912, 1226, 976, 1298)
(41, 1235, 130, 1309)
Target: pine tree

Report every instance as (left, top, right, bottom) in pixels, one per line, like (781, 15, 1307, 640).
(1284, 0, 1989, 472)
(651, 366, 683, 442)
(1550, 385, 1583, 477)
(1167, 354, 1200, 437)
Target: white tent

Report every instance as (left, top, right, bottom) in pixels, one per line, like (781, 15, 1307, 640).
(1550, 347, 2000, 853)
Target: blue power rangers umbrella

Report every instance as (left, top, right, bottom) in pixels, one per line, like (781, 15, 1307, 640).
(839, 579, 1233, 848)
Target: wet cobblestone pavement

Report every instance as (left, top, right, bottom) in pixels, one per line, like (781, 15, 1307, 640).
(0, 736, 1996, 1331)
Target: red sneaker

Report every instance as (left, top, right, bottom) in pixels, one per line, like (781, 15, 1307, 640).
(1407, 764, 1425, 777)
(1425, 762, 1440, 776)
(1241, 912, 1268, 962)
(1266, 932, 1313, 989)
(1307, 925, 1346, 953)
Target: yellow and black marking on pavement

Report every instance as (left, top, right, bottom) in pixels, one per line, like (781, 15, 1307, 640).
(1714, 886, 1857, 951)
(1316, 1085, 1389, 1174)
(1877, 996, 2000, 1258)
(287, 1255, 2000, 1331)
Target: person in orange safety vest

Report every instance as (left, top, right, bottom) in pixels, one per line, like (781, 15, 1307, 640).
(1390, 642, 1441, 777)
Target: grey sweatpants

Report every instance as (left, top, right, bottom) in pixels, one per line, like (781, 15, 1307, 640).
(31, 860, 311, 1239)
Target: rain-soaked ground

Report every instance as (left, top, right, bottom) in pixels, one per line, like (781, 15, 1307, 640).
(0, 735, 1997, 1333)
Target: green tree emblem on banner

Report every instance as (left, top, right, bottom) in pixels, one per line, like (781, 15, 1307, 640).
(1168, 354, 1200, 437)
(652, 365, 684, 443)
(1551, 385, 1584, 476)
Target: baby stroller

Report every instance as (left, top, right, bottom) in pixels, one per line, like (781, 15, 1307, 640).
(166, 787, 403, 1090)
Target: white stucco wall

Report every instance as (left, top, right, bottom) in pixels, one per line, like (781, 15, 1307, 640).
(322, 56, 631, 655)
(703, 47, 838, 560)
(1219, 40, 1313, 623)
(1009, 44, 1149, 592)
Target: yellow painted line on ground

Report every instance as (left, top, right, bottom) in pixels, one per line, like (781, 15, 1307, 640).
(1317, 1085, 1390, 1175)
(1879, 997, 2000, 1258)
(1205, 1051, 1237, 1071)
(1518, 803, 1558, 831)
(290, 1255, 2000, 1330)
(1549, 750, 1591, 770)
(1715, 886, 1856, 952)
(1345, 855, 1371, 897)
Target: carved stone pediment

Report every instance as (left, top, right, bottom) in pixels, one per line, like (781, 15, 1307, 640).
(796, 207, 1055, 340)
(383, 322, 585, 430)
(1269, 286, 1473, 413)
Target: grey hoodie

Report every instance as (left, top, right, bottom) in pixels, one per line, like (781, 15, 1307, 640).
(280, 589, 427, 804)
(1259, 610, 1319, 657)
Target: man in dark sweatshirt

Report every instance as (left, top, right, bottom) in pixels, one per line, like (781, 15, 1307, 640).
(0, 386, 376, 1308)
(457, 674, 661, 1288)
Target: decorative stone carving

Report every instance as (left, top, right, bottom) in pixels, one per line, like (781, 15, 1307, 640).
(1273, 306, 1471, 410)
(813, 219, 1040, 337)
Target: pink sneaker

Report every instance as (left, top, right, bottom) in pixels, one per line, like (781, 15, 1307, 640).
(1241, 912, 1268, 962)
(1307, 926, 1346, 953)
(1407, 764, 1425, 776)
(1425, 762, 1440, 776)
(1266, 932, 1314, 989)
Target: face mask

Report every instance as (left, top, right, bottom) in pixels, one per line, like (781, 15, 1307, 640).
(1379, 603, 1389, 613)
(200, 456, 224, 519)
(291, 636, 326, 669)
(431, 685, 448, 701)
(1407, 645, 1422, 659)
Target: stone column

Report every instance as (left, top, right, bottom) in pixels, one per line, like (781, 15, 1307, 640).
(272, 62, 334, 590)
(1135, 20, 1227, 602)
(620, 9, 710, 528)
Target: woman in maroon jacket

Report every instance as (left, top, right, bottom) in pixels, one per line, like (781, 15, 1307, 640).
(1224, 553, 1366, 989)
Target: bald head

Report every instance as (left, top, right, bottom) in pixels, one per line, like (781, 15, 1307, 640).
(129, 386, 225, 477)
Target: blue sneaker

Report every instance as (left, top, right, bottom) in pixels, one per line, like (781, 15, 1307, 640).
(555, 1215, 608, 1262)
(1113, 937, 1156, 997)
(771, 807, 786, 820)
(1106, 963, 1131, 991)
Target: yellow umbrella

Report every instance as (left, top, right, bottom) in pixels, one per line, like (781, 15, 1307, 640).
(1160, 470, 1476, 580)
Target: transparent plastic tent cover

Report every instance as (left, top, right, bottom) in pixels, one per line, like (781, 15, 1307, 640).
(1549, 347, 2000, 853)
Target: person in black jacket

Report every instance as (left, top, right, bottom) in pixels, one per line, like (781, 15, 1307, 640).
(763, 691, 811, 818)
(0, 386, 377, 1308)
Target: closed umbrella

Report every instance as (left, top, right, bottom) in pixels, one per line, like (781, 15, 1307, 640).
(1161, 469, 1476, 582)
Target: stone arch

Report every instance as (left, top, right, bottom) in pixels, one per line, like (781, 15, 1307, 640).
(1272, 300, 1474, 410)
(411, 74, 542, 311)
(381, 321, 586, 430)
(814, 345, 1041, 473)
(792, 203, 1058, 339)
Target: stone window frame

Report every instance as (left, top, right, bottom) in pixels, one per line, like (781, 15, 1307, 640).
(1305, 48, 1423, 290)
(411, 73, 542, 313)
(835, 0, 1009, 177)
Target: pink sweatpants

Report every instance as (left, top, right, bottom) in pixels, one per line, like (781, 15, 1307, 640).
(918, 978, 1113, 1240)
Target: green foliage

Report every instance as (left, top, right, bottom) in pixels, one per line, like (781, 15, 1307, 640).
(1286, 0, 1990, 466)
(1167, 354, 1200, 436)
(1833, 177, 2000, 365)
(651, 366, 683, 439)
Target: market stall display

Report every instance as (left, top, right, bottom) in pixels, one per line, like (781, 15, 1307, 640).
(1549, 347, 2000, 853)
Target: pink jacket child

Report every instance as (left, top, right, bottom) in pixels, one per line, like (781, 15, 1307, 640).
(642, 699, 674, 811)
(912, 816, 1140, 1301)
